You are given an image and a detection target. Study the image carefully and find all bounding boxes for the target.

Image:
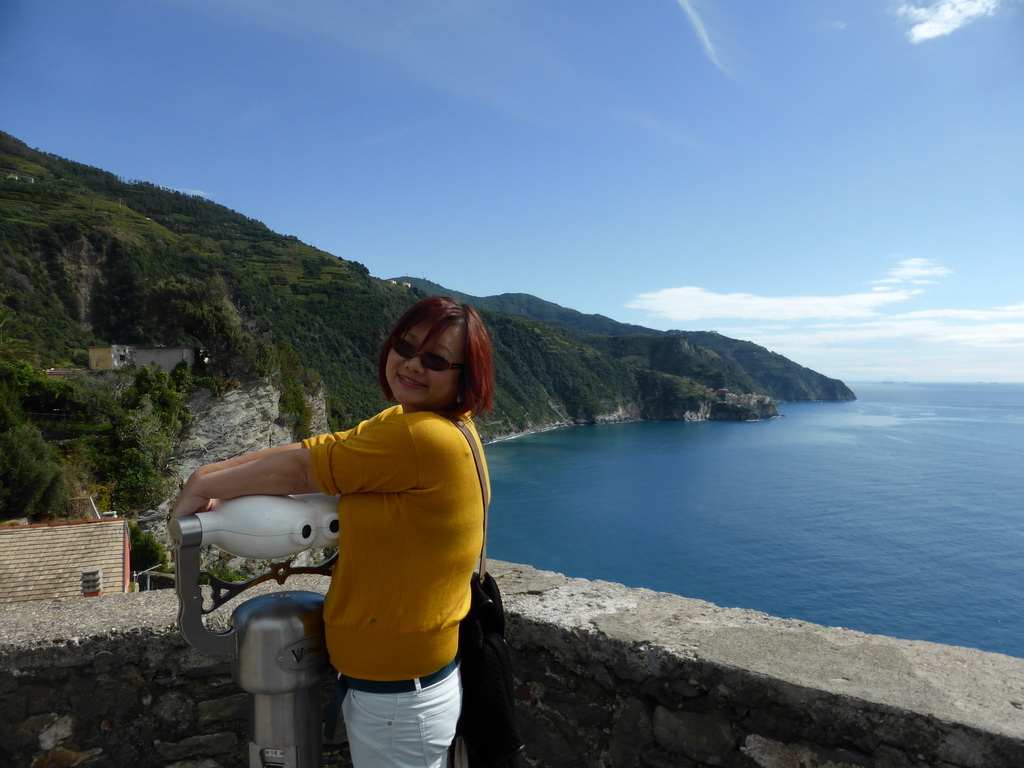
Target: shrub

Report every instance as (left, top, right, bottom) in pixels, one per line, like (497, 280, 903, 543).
(128, 521, 167, 574)
(0, 423, 68, 519)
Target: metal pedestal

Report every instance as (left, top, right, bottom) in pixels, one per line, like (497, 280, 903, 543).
(169, 501, 338, 768)
(234, 590, 327, 768)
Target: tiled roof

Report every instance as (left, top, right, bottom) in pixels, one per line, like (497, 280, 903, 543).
(0, 518, 129, 603)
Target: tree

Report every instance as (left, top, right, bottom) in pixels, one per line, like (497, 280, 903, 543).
(0, 423, 67, 519)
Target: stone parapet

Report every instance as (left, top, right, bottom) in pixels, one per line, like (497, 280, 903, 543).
(1, 561, 1022, 767)
(495, 563, 1024, 767)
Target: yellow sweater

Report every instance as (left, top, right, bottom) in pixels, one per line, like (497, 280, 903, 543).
(303, 406, 487, 680)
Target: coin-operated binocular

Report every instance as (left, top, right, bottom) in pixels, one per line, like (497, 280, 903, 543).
(168, 494, 340, 768)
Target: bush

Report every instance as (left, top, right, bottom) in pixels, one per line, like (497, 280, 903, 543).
(129, 521, 167, 574)
(0, 423, 68, 518)
(108, 445, 168, 511)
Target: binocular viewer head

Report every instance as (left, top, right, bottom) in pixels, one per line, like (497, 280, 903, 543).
(169, 494, 340, 560)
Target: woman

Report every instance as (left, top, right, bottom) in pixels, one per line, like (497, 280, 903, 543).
(172, 296, 494, 767)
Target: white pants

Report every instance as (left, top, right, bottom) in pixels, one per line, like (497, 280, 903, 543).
(342, 666, 462, 768)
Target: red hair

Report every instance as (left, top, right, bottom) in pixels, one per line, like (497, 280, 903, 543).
(378, 296, 494, 418)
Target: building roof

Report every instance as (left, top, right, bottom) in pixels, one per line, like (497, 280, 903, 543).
(0, 518, 129, 603)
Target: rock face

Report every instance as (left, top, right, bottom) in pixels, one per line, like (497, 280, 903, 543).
(138, 376, 329, 549)
(175, 378, 295, 480)
(174, 376, 329, 480)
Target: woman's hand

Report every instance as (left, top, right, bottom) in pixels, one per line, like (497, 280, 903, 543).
(171, 468, 217, 518)
(171, 488, 218, 518)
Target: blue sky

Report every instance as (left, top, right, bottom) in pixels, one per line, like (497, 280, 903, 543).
(2, 0, 1022, 382)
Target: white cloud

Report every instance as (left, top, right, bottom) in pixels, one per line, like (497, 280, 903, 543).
(673, 0, 728, 74)
(628, 258, 952, 322)
(627, 258, 1024, 381)
(716, 314, 1024, 382)
(896, 0, 1001, 43)
(766, 316, 1024, 347)
(629, 259, 953, 323)
(897, 303, 1024, 320)
(872, 256, 954, 284)
(627, 286, 921, 322)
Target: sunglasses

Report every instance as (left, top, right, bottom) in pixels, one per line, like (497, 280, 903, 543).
(391, 336, 464, 372)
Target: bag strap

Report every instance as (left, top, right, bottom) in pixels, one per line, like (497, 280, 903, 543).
(453, 419, 489, 581)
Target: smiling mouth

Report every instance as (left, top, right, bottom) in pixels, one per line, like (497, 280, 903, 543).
(398, 374, 427, 390)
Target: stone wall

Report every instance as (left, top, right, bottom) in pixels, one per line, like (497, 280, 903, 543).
(2, 562, 1022, 768)
(497, 564, 1024, 768)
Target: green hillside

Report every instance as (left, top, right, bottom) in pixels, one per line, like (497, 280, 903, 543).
(1, 131, 851, 518)
(0, 131, 411, 423)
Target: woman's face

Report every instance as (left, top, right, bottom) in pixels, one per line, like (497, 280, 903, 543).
(386, 321, 466, 414)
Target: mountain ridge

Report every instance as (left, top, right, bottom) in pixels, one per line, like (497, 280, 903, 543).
(391, 276, 668, 338)
(392, 277, 855, 404)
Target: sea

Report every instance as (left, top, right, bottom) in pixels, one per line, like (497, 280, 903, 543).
(485, 382, 1024, 659)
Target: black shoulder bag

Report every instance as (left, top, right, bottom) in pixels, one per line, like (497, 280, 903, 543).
(452, 420, 525, 768)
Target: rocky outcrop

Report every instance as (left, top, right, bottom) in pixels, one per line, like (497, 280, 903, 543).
(656, 400, 713, 422)
(172, 376, 328, 479)
(173, 378, 294, 481)
(137, 376, 329, 550)
(593, 402, 643, 424)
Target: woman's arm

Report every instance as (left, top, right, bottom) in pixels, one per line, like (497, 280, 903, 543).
(171, 442, 317, 518)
